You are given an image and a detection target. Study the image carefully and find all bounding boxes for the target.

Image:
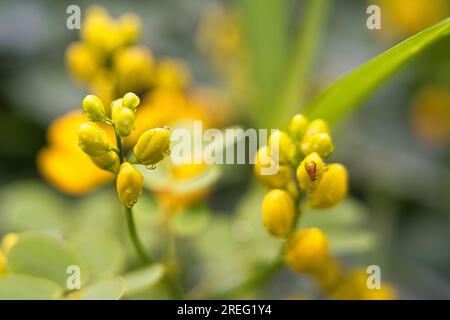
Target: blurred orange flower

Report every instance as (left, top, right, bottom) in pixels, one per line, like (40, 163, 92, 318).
(37, 110, 115, 195)
(411, 85, 450, 146)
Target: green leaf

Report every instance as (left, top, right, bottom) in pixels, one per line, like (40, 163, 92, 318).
(0, 181, 71, 233)
(0, 275, 62, 300)
(78, 278, 126, 300)
(74, 189, 123, 235)
(328, 230, 376, 255)
(274, 0, 329, 125)
(6, 233, 85, 290)
(301, 198, 377, 254)
(173, 205, 210, 236)
(240, 0, 288, 119)
(123, 264, 165, 297)
(301, 198, 369, 228)
(69, 229, 125, 280)
(303, 18, 450, 125)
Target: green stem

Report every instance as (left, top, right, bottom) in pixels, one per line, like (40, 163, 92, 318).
(274, 0, 329, 125)
(208, 195, 303, 299)
(115, 129, 124, 163)
(124, 206, 151, 265)
(164, 213, 184, 299)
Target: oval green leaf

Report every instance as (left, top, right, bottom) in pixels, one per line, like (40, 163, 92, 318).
(6, 233, 85, 290)
(78, 277, 126, 300)
(69, 229, 126, 280)
(0, 275, 62, 300)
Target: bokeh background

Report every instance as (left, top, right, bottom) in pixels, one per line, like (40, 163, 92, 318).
(0, 0, 449, 299)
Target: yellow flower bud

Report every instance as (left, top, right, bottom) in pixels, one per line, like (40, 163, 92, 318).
(1, 233, 19, 254)
(268, 130, 299, 166)
(301, 132, 334, 159)
(111, 98, 123, 119)
(82, 95, 107, 122)
(118, 13, 141, 46)
(0, 250, 6, 276)
(116, 162, 144, 208)
(254, 146, 292, 189)
(77, 122, 111, 156)
(312, 257, 342, 292)
(296, 152, 326, 193)
(134, 127, 170, 166)
(90, 151, 120, 174)
(261, 189, 295, 238)
(122, 92, 140, 111)
(285, 227, 329, 274)
(288, 114, 309, 141)
(332, 268, 396, 300)
(65, 42, 100, 83)
(114, 107, 135, 137)
(113, 46, 154, 93)
(303, 119, 330, 138)
(309, 163, 348, 209)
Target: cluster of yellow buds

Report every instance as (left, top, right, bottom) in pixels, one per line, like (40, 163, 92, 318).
(66, 6, 150, 106)
(255, 114, 348, 276)
(77, 92, 170, 208)
(66, 6, 193, 109)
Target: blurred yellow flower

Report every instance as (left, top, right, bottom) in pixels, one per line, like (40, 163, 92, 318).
(90, 70, 117, 111)
(377, 0, 449, 39)
(1, 233, 19, 255)
(154, 58, 191, 91)
(197, 5, 243, 66)
(65, 42, 101, 83)
(311, 257, 343, 293)
(124, 89, 211, 149)
(411, 85, 450, 145)
(332, 268, 396, 300)
(81, 6, 140, 54)
(114, 46, 154, 94)
(0, 251, 6, 276)
(65, 5, 143, 102)
(37, 110, 114, 195)
(285, 228, 329, 274)
(196, 5, 249, 94)
(156, 162, 211, 211)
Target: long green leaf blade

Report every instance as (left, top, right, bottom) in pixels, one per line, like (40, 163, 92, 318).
(303, 18, 450, 125)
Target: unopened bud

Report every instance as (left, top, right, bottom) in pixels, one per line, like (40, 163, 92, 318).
(303, 119, 330, 138)
(285, 228, 329, 274)
(114, 107, 135, 137)
(116, 162, 144, 208)
(77, 122, 110, 156)
(82, 95, 107, 122)
(288, 114, 309, 141)
(296, 152, 326, 193)
(301, 132, 334, 159)
(262, 189, 295, 238)
(254, 146, 291, 188)
(122, 92, 140, 111)
(90, 151, 120, 174)
(268, 130, 299, 166)
(309, 163, 348, 209)
(134, 127, 170, 166)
